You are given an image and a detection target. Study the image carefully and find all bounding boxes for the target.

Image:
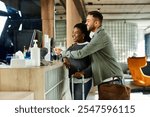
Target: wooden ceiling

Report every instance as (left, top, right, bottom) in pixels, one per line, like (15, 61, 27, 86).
(1, 0, 150, 30)
(55, 0, 150, 30)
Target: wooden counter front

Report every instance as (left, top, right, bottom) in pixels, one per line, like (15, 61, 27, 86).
(0, 62, 66, 100)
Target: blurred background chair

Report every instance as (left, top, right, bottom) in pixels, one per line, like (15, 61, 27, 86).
(127, 57, 150, 87)
(128, 57, 150, 86)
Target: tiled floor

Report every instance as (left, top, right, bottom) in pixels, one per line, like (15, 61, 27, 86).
(86, 91, 98, 100)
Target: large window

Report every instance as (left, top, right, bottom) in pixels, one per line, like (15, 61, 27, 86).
(103, 21, 138, 63)
(55, 20, 66, 47)
(145, 33, 150, 60)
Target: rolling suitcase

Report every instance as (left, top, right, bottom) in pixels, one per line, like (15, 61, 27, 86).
(71, 75, 85, 100)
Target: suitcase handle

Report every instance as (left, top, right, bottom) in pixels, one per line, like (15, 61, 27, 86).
(71, 75, 85, 100)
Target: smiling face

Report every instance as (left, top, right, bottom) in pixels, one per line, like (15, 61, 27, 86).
(85, 14, 102, 32)
(72, 27, 85, 43)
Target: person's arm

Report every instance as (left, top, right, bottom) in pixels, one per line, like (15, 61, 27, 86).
(73, 55, 92, 78)
(62, 30, 110, 59)
(62, 57, 71, 68)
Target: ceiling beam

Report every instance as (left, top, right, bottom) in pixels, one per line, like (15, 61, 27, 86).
(55, 12, 66, 15)
(55, 12, 150, 15)
(104, 18, 150, 20)
(59, 0, 66, 9)
(101, 12, 150, 14)
(85, 3, 150, 5)
(73, 0, 87, 21)
(144, 25, 150, 30)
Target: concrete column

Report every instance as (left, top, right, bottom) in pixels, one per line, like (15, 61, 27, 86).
(47, 0, 54, 37)
(66, 0, 81, 47)
(41, 0, 54, 38)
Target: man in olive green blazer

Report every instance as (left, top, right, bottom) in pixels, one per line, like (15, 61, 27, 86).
(58, 11, 123, 98)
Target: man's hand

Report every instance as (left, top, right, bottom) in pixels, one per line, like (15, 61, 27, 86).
(73, 71, 84, 78)
(63, 57, 71, 68)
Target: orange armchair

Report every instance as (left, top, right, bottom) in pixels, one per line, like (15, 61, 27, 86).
(127, 56, 150, 86)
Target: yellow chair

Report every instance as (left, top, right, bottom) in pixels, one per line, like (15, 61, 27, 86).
(127, 56, 150, 86)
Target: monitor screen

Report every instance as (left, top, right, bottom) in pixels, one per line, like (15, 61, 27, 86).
(13, 30, 42, 53)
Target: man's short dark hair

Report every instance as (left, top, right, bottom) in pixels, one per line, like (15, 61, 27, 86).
(87, 11, 103, 21)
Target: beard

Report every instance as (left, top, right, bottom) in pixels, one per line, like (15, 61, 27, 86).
(87, 25, 95, 32)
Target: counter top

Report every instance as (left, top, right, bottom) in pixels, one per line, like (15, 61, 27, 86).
(0, 91, 34, 100)
(0, 61, 63, 70)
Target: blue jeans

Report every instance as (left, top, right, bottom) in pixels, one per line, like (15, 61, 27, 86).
(70, 79, 92, 100)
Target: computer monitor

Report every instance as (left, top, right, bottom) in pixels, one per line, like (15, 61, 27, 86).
(13, 29, 42, 53)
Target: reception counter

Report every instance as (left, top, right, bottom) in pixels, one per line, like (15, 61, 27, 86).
(0, 61, 69, 100)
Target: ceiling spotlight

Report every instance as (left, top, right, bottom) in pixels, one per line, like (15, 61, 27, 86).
(87, 2, 93, 5)
(97, 8, 101, 11)
(60, 16, 63, 20)
(54, 9, 57, 13)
